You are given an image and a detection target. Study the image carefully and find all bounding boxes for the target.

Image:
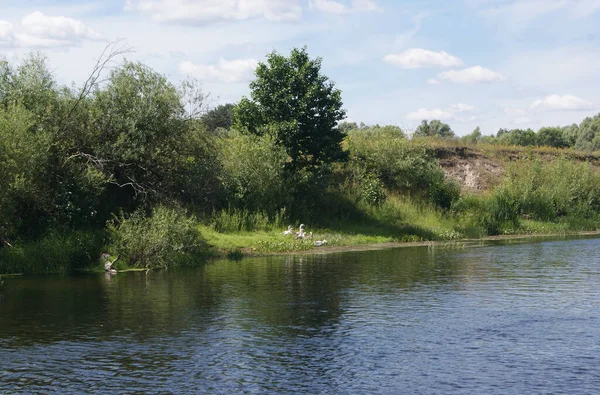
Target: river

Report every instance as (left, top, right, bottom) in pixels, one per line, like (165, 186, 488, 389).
(1, 236, 600, 393)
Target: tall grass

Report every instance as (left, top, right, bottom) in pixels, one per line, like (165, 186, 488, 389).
(107, 206, 207, 269)
(209, 208, 287, 233)
(0, 230, 105, 274)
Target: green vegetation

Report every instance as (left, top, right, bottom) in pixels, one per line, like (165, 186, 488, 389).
(2, 46, 600, 275)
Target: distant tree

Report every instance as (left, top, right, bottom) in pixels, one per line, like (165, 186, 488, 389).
(536, 126, 569, 148)
(413, 119, 455, 139)
(498, 128, 536, 146)
(202, 103, 235, 132)
(235, 47, 346, 172)
(496, 128, 509, 137)
(575, 114, 600, 151)
(461, 126, 482, 145)
(562, 124, 579, 147)
(337, 121, 358, 133)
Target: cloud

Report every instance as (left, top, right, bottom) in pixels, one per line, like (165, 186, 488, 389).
(530, 94, 595, 112)
(125, 0, 303, 23)
(406, 103, 476, 122)
(383, 48, 464, 69)
(427, 78, 440, 85)
(436, 66, 507, 85)
(308, 0, 381, 14)
(179, 58, 258, 83)
(0, 11, 101, 48)
(0, 21, 13, 44)
(474, 0, 600, 28)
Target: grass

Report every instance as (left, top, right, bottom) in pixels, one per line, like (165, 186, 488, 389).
(199, 196, 470, 256)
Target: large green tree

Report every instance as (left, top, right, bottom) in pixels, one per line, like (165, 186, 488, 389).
(234, 47, 347, 171)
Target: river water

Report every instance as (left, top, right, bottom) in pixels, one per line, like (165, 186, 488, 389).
(1, 236, 600, 394)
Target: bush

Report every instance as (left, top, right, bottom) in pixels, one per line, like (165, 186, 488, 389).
(108, 206, 206, 269)
(347, 134, 459, 208)
(218, 131, 288, 213)
(0, 230, 104, 274)
(500, 158, 600, 221)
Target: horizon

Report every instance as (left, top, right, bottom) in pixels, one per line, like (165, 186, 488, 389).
(1, 0, 599, 136)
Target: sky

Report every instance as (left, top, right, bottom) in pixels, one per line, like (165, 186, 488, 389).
(1, 0, 600, 136)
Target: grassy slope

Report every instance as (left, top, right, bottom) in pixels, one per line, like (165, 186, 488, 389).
(202, 142, 600, 256)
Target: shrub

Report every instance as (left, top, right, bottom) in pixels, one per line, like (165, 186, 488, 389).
(108, 206, 206, 269)
(0, 230, 104, 274)
(218, 131, 288, 213)
(347, 134, 459, 208)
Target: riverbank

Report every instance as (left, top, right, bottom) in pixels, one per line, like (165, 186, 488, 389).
(2, 227, 600, 277)
(201, 223, 600, 258)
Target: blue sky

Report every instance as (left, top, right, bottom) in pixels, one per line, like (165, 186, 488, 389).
(1, 0, 600, 135)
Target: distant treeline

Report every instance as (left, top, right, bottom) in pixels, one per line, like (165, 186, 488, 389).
(334, 115, 600, 151)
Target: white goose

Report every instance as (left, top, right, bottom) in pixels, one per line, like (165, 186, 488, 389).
(314, 240, 328, 247)
(283, 225, 294, 236)
(295, 224, 306, 239)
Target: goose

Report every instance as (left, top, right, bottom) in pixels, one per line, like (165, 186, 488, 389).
(283, 225, 294, 236)
(295, 224, 306, 239)
(314, 240, 327, 247)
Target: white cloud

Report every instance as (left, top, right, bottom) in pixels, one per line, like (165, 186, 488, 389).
(125, 0, 302, 23)
(383, 48, 463, 69)
(437, 66, 507, 85)
(475, 0, 600, 28)
(0, 11, 101, 48)
(406, 103, 476, 122)
(427, 78, 440, 85)
(530, 94, 595, 112)
(308, 0, 381, 14)
(0, 21, 14, 45)
(179, 58, 258, 83)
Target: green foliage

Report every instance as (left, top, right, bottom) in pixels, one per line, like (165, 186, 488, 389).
(337, 121, 358, 133)
(90, 61, 222, 212)
(347, 133, 459, 208)
(460, 126, 482, 145)
(536, 126, 569, 148)
(0, 230, 104, 274)
(500, 159, 600, 221)
(360, 172, 387, 206)
(201, 103, 235, 132)
(235, 46, 347, 172)
(574, 114, 600, 151)
(497, 128, 537, 146)
(219, 131, 288, 213)
(210, 208, 287, 233)
(346, 124, 406, 139)
(413, 119, 455, 139)
(0, 105, 53, 240)
(108, 206, 206, 269)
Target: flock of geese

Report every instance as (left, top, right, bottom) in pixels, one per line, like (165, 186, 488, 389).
(283, 224, 328, 246)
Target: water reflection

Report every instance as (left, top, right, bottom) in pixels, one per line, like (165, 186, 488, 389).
(2, 237, 600, 393)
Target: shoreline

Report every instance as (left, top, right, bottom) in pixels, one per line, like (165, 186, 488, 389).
(235, 230, 600, 257)
(3, 231, 600, 277)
